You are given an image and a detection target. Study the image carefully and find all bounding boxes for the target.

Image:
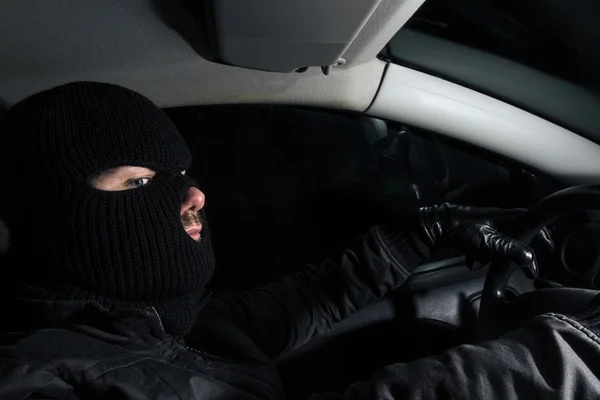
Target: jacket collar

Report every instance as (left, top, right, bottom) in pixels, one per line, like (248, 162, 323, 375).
(2, 296, 167, 339)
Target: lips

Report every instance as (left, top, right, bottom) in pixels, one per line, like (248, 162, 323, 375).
(185, 225, 203, 241)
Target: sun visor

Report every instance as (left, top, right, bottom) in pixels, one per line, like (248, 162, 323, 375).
(204, 0, 381, 73)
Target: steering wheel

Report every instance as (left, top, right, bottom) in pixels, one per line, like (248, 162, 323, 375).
(478, 185, 600, 340)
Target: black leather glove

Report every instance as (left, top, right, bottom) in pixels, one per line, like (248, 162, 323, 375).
(414, 203, 554, 275)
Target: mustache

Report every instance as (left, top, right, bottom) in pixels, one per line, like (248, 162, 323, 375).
(181, 211, 203, 228)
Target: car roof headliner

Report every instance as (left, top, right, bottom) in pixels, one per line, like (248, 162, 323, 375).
(0, 0, 424, 112)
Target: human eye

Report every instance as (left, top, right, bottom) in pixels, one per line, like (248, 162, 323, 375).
(126, 177, 151, 188)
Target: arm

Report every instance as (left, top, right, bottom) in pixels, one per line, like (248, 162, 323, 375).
(308, 310, 600, 399)
(199, 225, 431, 359)
(196, 204, 548, 360)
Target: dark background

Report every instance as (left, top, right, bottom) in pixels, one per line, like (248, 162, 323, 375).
(166, 105, 561, 290)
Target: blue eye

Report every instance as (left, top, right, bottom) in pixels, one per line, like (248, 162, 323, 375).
(128, 178, 151, 188)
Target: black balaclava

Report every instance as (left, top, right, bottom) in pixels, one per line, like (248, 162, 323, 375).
(0, 81, 215, 336)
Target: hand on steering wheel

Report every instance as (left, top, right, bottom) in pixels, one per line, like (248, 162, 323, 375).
(413, 203, 554, 275)
(475, 186, 600, 340)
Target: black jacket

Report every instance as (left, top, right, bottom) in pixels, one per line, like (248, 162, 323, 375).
(0, 226, 424, 399)
(2, 225, 600, 399)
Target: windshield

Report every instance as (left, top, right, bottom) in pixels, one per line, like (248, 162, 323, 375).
(401, 0, 600, 91)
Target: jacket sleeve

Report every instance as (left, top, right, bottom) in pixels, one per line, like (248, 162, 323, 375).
(197, 225, 431, 359)
(308, 311, 600, 400)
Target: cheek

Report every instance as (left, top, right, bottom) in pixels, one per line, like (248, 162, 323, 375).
(89, 175, 117, 191)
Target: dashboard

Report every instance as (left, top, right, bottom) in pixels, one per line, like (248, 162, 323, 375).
(537, 211, 600, 290)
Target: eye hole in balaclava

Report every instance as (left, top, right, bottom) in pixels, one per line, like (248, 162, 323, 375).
(88, 165, 184, 192)
(1, 81, 215, 336)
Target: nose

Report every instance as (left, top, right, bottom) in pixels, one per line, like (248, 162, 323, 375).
(180, 186, 205, 215)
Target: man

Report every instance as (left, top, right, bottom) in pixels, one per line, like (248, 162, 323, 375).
(0, 81, 596, 399)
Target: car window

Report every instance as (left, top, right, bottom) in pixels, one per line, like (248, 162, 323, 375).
(381, 0, 600, 144)
(403, 0, 598, 89)
(166, 105, 562, 289)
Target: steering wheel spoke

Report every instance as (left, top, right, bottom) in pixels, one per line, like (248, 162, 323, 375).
(478, 185, 600, 340)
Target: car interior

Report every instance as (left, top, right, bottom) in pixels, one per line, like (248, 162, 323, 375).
(2, 0, 600, 398)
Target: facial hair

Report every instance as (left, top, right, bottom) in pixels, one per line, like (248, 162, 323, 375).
(181, 210, 202, 229)
(181, 210, 204, 242)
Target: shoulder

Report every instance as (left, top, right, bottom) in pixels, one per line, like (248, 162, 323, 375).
(0, 326, 129, 385)
(0, 333, 75, 397)
(1, 328, 102, 370)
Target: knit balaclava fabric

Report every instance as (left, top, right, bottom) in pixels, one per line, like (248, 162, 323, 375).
(0, 81, 215, 336)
